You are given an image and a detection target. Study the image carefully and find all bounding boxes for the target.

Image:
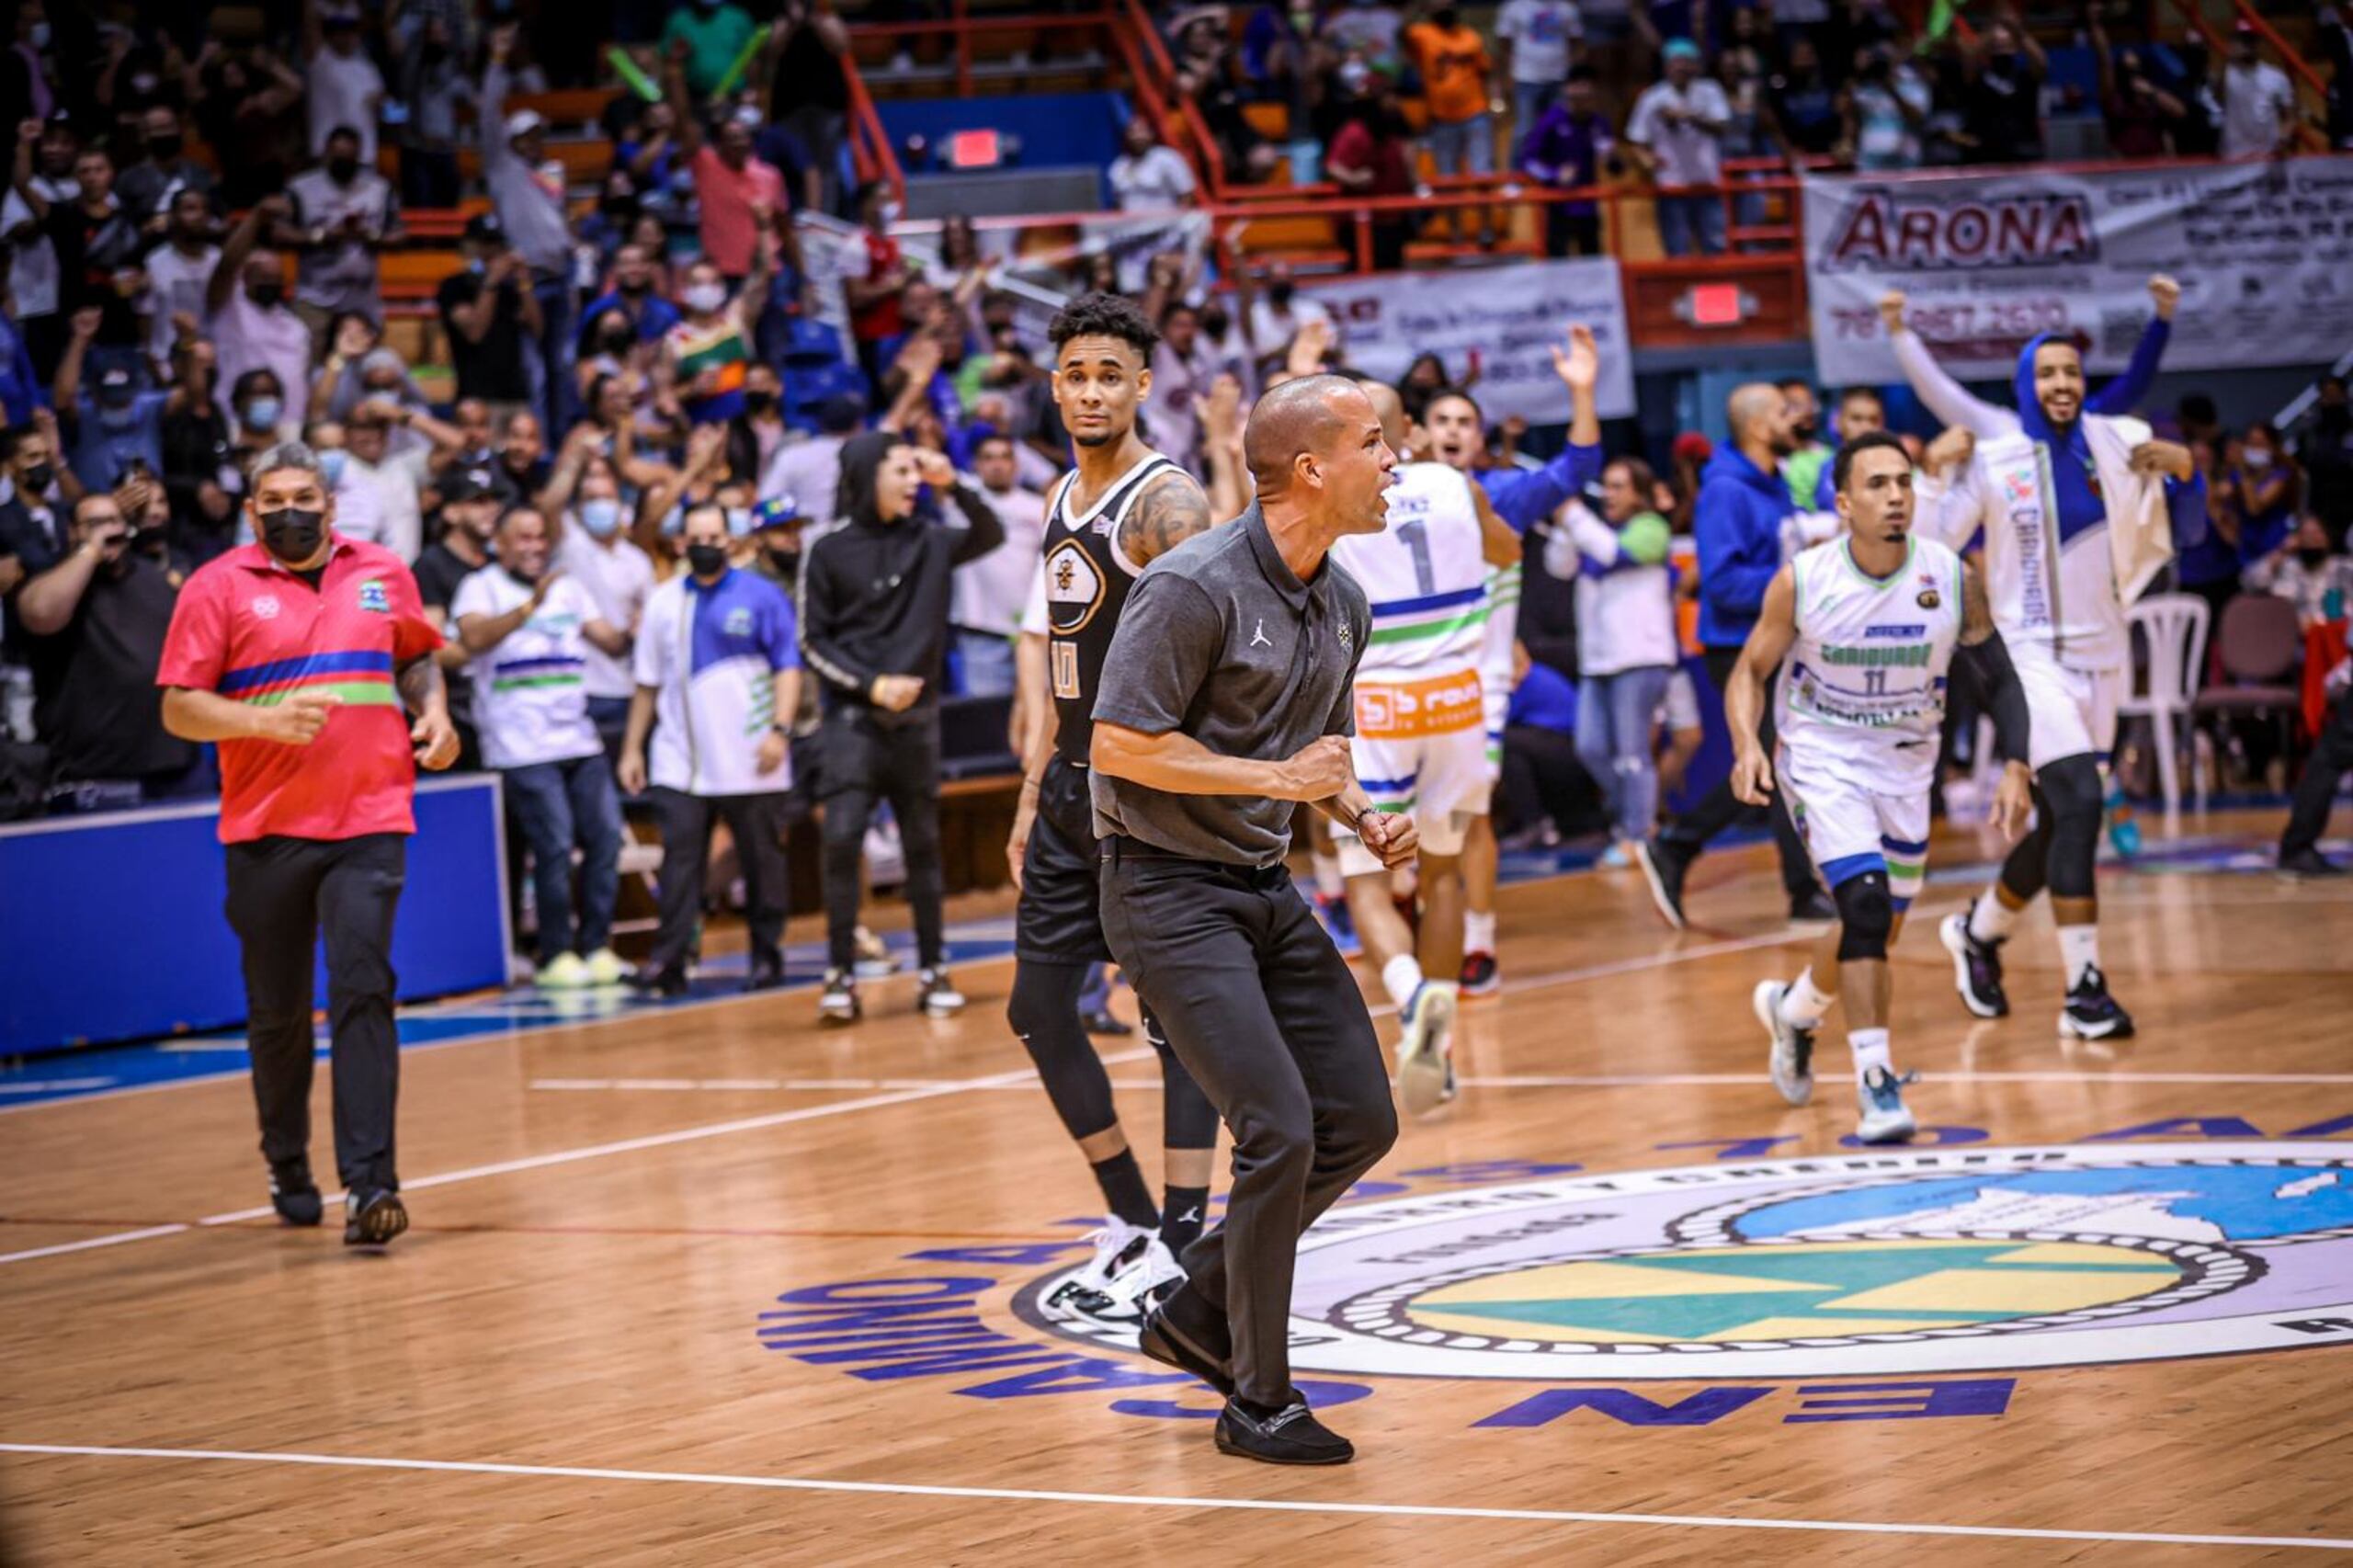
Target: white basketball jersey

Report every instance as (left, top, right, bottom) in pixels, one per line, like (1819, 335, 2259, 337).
(1332, 461, 1489, 681)
(1779, 535, 1966, 796)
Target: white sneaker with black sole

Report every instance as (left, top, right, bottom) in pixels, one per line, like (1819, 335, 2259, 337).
(818, 969, 860, 1024)
(1045, 1218, 1154, 1319)
(1393, 981, 1457, 1117)
(917, 968, 965, 1017)
(1753, 980, 1815, 1107)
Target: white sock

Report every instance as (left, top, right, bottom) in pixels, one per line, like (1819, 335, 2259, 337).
(1312, 850, 1345, 901)
(1968, 891, 2018, 944)
(1381, 953, 1425, 1011)
(1848, 1027, 1893, 1084)
(2057, 925, 2100, 989)
(1779, 967, 1836, 1029)
(1464, 908, 1497, 954)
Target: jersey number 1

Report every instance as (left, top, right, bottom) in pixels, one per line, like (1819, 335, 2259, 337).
(1395, 518, 1437, 596)
(1051, 639, 1082, 700)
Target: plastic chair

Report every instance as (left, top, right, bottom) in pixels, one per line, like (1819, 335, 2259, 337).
(2121, 594, 2210, 825)
(2193, 593, 2307, 792)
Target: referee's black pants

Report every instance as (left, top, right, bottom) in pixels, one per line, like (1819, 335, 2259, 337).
(646, 787, 791, 973)
(1659, 647, 1814, 899)
(1100, 840, 1397, 1408)
(818, 708, 947, 971)
(223, 833, 406, 1194)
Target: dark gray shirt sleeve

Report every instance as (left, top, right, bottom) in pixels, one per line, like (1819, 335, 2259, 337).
(1324, 597, 1368, 738)
(1092, 571, 1222, 737)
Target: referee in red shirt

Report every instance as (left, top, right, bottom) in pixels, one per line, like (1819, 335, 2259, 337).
(158, 442, 459, 1248)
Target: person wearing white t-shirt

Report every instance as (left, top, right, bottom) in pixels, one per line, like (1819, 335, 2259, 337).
(619, 501, 803, 996)
(452, 506, 631, 989)
(207, 199, 314, 425)
(2220, 24, 2297, 159)
(949, 434, 1046, 697)
(1496, 0, 1583, 147)
(1108, 115, 1198, 211)
(546, 442, 654, 758)
(338, 398, 462, 565)
(1625, 40, 1731, 256)
(1245, 264, 1336, 368)
(141, 190, 220, 371)
(759, 393, 859, 523)
(306, 6, 386, 165)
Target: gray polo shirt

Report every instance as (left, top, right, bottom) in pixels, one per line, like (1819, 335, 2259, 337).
(1090, 502, 1370, 867)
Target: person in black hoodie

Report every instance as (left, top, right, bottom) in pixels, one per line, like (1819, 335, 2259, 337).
(799, 429, 1004, 1021)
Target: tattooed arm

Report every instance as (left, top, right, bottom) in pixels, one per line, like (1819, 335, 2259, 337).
(1113, 469, 1217, 567)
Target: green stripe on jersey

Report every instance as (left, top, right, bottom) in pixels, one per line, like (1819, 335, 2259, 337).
(1370, 609, 1486, 646)
(240, 679, 401, 708)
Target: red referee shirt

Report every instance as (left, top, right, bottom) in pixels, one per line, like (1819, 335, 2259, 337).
(156, 535, 445, 845)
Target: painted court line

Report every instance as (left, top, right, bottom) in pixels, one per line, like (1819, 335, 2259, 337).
(0, 1051, 1147, 1261)
(1, 1443, 2344, 1551)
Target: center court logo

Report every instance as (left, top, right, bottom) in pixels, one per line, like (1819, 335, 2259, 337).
(1016, 1144, 2353, 1380)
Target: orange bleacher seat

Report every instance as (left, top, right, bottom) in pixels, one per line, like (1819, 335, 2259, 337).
(454, 138, 614, 187)
(1242, 102, 1289, 140)
(508, 88, 624, 128)
(380, 249, 466, 302)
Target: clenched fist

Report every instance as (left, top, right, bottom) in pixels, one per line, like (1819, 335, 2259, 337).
(1279, 734, 1355, 801)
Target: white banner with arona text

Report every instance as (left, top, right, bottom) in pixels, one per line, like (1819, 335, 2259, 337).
(1802, 156, 2353, 387)
(1302, 257, 1637, 423)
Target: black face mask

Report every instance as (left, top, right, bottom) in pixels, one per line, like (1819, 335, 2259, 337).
(618, 276, 649, 297)
(327, 157, 359, 184)
(260, 506, 326, 562)
(744, 390, 778, 415)
(148, 133, 184, 162)
(599, 329, 634, 356)
(422, 40, 449, 63)
(20, 460, 52, 495)
(1200, 312, 1229, 338)
(687, 542, 729, 577)
(2299, 547, 2330, 568)
(1792, 416, 1819, 442)
(248, 280, 285, 310)
(1269, 282, 1294, 307)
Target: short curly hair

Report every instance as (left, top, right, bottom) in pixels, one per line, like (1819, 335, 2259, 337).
(1047, 290, 1158, 361)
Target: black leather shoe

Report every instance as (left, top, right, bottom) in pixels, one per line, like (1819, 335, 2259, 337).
(343, 1187, 409, 1247)
(1139, 1305, 1234, 1397)
(269, 1158, 322, 1227)
(1214, 1397, 1355, 1465)
(745, 952, 786, 992)
(631, 965, 689, 998)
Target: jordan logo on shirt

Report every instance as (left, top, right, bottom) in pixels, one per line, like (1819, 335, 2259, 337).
(1250, 618, 1272, 649)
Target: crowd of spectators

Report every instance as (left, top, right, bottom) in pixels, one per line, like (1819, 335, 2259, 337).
(0, 0, 2346, 974)
(1159, 0, 2329, 256)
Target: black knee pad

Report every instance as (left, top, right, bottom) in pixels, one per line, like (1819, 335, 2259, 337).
(1834, 870, 1894, 962)
(2039, 754, 2103, 900)
(1006, 962, 1119, 1142)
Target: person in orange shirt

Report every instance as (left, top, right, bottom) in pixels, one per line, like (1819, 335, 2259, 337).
(1404, 3, 1497, 244)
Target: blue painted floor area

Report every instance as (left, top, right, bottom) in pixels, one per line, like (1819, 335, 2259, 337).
(6, 822, 2334, 1112)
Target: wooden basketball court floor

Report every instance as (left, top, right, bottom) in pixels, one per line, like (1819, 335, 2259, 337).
(5, 807, 2351, 1564)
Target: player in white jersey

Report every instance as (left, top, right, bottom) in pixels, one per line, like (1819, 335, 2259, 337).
(1882, 286, 2205, 1040)
(1419, 327, 1605, 996)
(1728, 434, 2035, 1143)
(1329, 381, 1522, 1115)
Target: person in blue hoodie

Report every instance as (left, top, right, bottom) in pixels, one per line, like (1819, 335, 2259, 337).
(1635, 381, 1828, 928)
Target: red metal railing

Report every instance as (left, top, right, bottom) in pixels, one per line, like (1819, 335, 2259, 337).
(843, 47, 908, 208)
(2149, 0, 2327, 151)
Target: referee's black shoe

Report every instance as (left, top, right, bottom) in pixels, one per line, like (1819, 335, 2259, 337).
(344, 1187, 409, 1247)
(1139, 1303, 1234, 1397)
(269, 1158, 322, 1227)
(1215, 1396, 1355, 1465)
(630, 963, 690, 999)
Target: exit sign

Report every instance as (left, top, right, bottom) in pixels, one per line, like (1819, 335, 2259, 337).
(1686, 282, 1745, 326)
(948, 129, 1003, 168)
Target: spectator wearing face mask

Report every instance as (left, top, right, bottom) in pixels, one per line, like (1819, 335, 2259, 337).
(0, 420, 76, 606)
(438, 213, 540, 418)
(2221, 422, 2302, 566)
(206, 198, 314, 430)
(280, 125, 404, 347)
(410, 462, 507, 767)
(663, 82, 787, 289)
(665, 246, 774, 427)
(17, 134, 145, 351)
(544, 431, 655, 759)
(53, 308, 178, 494)
(2244, 512, 2353, 625)
(1246, 262, 1335, 368)
(620, 499, 803, 996)
(1520, 70, 1615, 257)
(1407, 2, 1498, 244)
(228, 369, 292, 476)
(798, 433, 1004, 1020)
(16, 485, 201, 809)
(160, 339, 238, 562)
(115, 107, 217, 233)
(453, 504, 631, 987)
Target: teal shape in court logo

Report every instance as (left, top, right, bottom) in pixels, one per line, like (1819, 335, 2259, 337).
(1015, 1145, 2353, 1380)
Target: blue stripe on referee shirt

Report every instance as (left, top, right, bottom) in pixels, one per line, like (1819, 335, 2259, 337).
(218, 649, 394, 695)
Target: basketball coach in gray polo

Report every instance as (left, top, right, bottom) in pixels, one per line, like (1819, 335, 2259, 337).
(1088, 375, 1415, 1466)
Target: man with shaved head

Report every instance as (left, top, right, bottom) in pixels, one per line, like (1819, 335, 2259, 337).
(1635, 381, 1830, 928)
(1090, 374, 1408, 1465)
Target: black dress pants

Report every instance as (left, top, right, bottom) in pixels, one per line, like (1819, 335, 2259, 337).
(818, 708, 947, 971)
(647, 787, 791, 972)
(1100, 840, 1398, 1407)
(2282, 688, 2353, 858)
(222, 834, 407, 1192)
(1660, 646, 1814, 898)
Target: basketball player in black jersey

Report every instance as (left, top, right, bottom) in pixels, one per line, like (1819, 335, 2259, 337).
(1006, 293, 1224, 1320)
